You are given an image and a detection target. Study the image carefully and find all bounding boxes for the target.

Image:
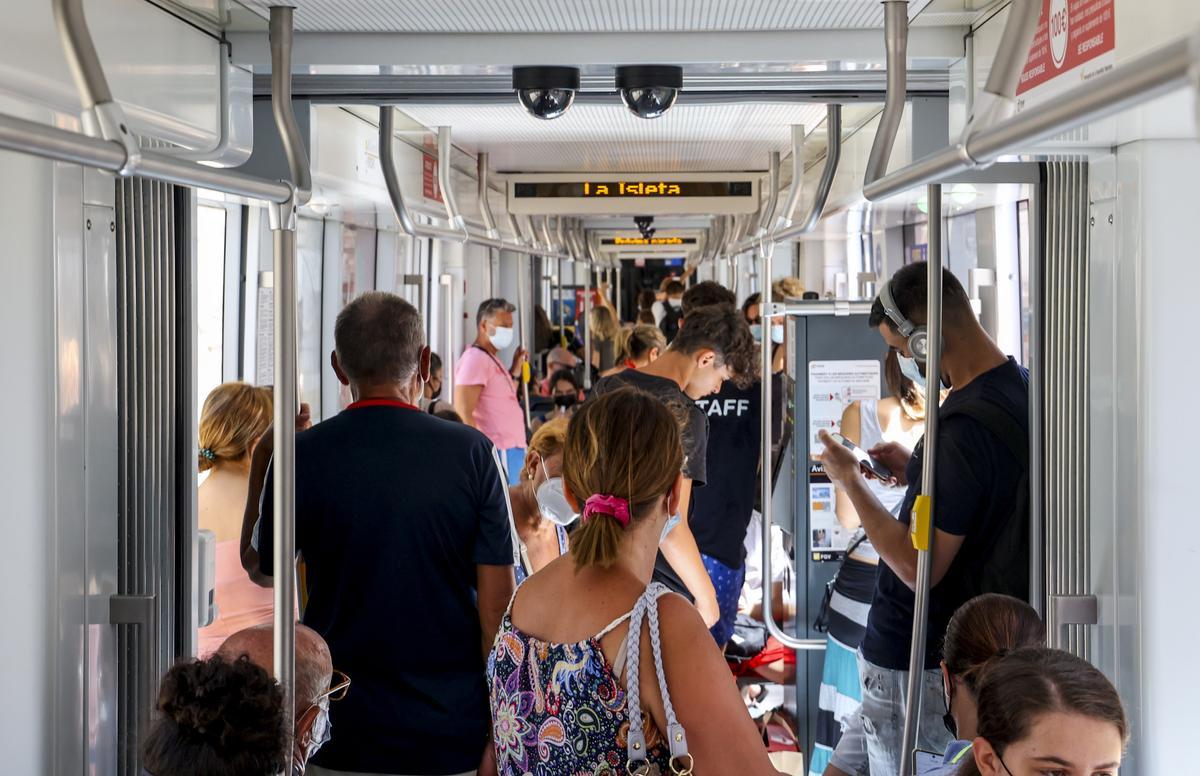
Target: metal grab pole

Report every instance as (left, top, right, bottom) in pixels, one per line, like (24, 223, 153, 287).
(516, 253, 532, 430)
(582, 263, 593, 390)
(864, 1, 908, 186)
(761, 236, 828, 652)
(556, 258, 565, 346)
(477, 152, 499, 239)
(437, 126, 469, 239)
(898, 184, 943, 776)
(267, 6, 306, 765)
(441, 274, 456, 401)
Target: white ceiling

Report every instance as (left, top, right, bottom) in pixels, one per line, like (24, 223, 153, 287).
(234, 0, 937, 33)
(396, 102, 844, 172)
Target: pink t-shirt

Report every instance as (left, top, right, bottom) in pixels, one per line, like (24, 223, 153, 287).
(456, 346, 526, 450)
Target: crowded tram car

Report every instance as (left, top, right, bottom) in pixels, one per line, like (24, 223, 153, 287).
(2, 0, 1198, 774)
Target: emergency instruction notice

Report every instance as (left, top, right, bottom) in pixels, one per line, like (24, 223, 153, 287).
(807, 360, 881, 555)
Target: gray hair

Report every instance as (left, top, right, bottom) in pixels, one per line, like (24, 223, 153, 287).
(334, 291, 425, 384)
(476, 297, 515, 327)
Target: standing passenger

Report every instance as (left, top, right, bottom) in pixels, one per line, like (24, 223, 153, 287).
(488, 389, 788, 776)
(589, 304, 620, 373)
(601, 323, 665, 378)
(455, 297, 529, 484)
(196, 381, 275, 657)
(591, 302, 758, 629)
(250, 292, 517, 776)
(658, 279, 686, 342)
(818, 262, 1030, 775)
(508, 417, 572, 584)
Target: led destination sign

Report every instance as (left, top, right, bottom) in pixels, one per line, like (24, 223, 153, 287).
(601, 237, 698, 246)
(514, 180, 753, 198)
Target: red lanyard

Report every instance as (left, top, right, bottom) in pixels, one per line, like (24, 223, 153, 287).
(346, 398, 418, 411)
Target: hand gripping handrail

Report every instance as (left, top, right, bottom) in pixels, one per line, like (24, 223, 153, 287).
(863, 0, 909, 187)
(759, 238, 829, 654)
(897, 184, 944, 776)
(437, 126, 469, 240)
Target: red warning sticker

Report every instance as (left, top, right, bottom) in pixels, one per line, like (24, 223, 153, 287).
(1017, 0, 1115, 96)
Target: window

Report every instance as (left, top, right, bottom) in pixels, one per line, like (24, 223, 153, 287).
(196, 204, 228, 415)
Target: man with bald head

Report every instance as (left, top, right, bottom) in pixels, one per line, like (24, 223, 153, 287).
(218, 623, 335, 774)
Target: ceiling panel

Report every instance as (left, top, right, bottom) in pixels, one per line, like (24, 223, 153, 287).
(396, 102, 833, 172)
(235, 0, 932, 33)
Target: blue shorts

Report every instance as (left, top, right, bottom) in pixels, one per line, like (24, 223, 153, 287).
(701, 553, 746, 646)
(501, 446, 526, 485)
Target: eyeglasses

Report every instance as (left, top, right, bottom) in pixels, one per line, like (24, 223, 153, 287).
(316, 669, 351, 703)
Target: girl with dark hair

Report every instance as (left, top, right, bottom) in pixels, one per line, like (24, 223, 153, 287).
(142, 655, 288, 776)
(812, 348, 930, 776)
(487, 389, 787, 776)
(961, 647, 1127, 776)
(920, 594, 1046, 775)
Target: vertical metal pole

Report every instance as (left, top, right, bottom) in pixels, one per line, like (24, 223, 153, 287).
(267, 7, 305, 765)
(556, 258, 565, 346)
(615, 261, 623, 321)
(441, 274, 455, 401)
(1028, 172, 1046, 616)
(899, 184, 943, 776)
(582, 263, 593, 389)
(516, 253, 532, 429)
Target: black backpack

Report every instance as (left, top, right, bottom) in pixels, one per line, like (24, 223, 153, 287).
(660, 304, 684, 342)
(940, 399, 1031, 602)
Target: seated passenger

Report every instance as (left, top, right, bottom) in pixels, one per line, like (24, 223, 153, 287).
(508, 417, 572, 583)
(963, 647, 1127, 776)
(531, 368, 582, 430)
(196, 381, 275, 657)
(539, 345, 579, 395)
(217, 623, 343, 775)
(142, 655, 288, 776)
(247, 291, 516, 776)
(489, 389, 786, 776)
(601, 323, 666, 377)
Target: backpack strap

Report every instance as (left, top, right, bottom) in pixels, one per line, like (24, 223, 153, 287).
(942, 399, 1029, 468)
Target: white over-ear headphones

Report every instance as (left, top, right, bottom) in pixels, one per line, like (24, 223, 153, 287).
(877, 279, 931, 363)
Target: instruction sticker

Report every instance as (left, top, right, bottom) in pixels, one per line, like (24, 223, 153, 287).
(809, 468, 853, 556)
(807, 360, 882, 458)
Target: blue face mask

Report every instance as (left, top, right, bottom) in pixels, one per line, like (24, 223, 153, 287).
(660, 513, 681, 544)
(750, 323, 785, 344)
(898, 354, 945, 392)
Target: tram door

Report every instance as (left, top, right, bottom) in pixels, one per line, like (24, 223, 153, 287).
(784, 307, 890, 762)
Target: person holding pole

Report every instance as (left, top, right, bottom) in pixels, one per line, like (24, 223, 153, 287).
(818, 261, 1030, 776)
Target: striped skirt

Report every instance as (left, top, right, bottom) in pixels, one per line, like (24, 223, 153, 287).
(808, 557, 879, 776)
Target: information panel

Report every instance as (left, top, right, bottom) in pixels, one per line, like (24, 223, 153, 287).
(507, 173, 761, 215)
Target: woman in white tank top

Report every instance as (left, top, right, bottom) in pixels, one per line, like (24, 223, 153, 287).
(811, 351, 931, 776)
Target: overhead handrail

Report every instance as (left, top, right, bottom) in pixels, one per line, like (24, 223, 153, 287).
(477, 152, 500, 239)
(967, 0, 1042, 132)
(269, 9, 311, 207)
(755, 151, 782, 249)
(731, 104, 843, 255)
(377, 108, 571, 258)
(772, 125, 806, 235)
(864, 0, 908, 186)
(437, 126, 469, 240)
(898, 184, 944, 776)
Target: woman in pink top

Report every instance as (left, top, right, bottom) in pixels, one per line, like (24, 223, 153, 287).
(455, 298, 529, 483)
(196, 382, 274, 656)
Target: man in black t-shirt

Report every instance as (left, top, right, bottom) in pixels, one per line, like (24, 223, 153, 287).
(591, 300, 757, 630)
(818, 262, 1030, 775)
(250, 292, 516, 776)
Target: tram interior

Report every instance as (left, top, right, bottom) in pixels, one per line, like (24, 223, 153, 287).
(2, 0, 1200, 774)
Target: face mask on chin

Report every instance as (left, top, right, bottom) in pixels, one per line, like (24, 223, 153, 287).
(535, 459, 578, 526)
(488, 325, 515, 350)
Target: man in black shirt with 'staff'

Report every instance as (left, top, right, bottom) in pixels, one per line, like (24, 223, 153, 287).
(818, 262, 1030, 775)
(250, 292, 516, 776)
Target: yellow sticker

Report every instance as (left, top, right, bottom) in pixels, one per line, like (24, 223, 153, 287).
(521, 362, 531, 383)
(910, 495, 932, 551)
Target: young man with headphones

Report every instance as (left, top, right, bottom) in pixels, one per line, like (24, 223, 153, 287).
(817, 261, 1031, 776)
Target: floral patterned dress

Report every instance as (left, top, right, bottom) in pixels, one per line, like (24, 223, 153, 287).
(487, 601, 672, 776)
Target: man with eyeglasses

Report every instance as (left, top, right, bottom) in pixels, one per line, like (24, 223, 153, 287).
(218, 623, 348, 774)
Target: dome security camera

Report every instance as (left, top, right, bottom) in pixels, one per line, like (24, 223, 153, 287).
(615, 65, 683, 119)
(512, 66, 581, 120)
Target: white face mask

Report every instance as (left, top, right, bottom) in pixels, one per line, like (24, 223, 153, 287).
(535, 459, 578, 526)
(659, 513, 681, 544)
(751, 323, 785, 344)
(667, 298, 682, 309)
(489, 325, 514, 350)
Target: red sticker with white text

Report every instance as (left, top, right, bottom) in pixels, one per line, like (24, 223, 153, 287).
(1018, 0, 1115, 96)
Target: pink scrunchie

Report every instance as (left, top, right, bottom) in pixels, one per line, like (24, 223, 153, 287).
(582, 494, 631, 528)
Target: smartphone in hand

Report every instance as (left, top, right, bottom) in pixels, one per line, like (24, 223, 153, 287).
(829, 432, 893, 481)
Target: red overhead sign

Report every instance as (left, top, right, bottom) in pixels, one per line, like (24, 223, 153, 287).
(1018, 0, 1115, 95)
(422, 154, 442, 203)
